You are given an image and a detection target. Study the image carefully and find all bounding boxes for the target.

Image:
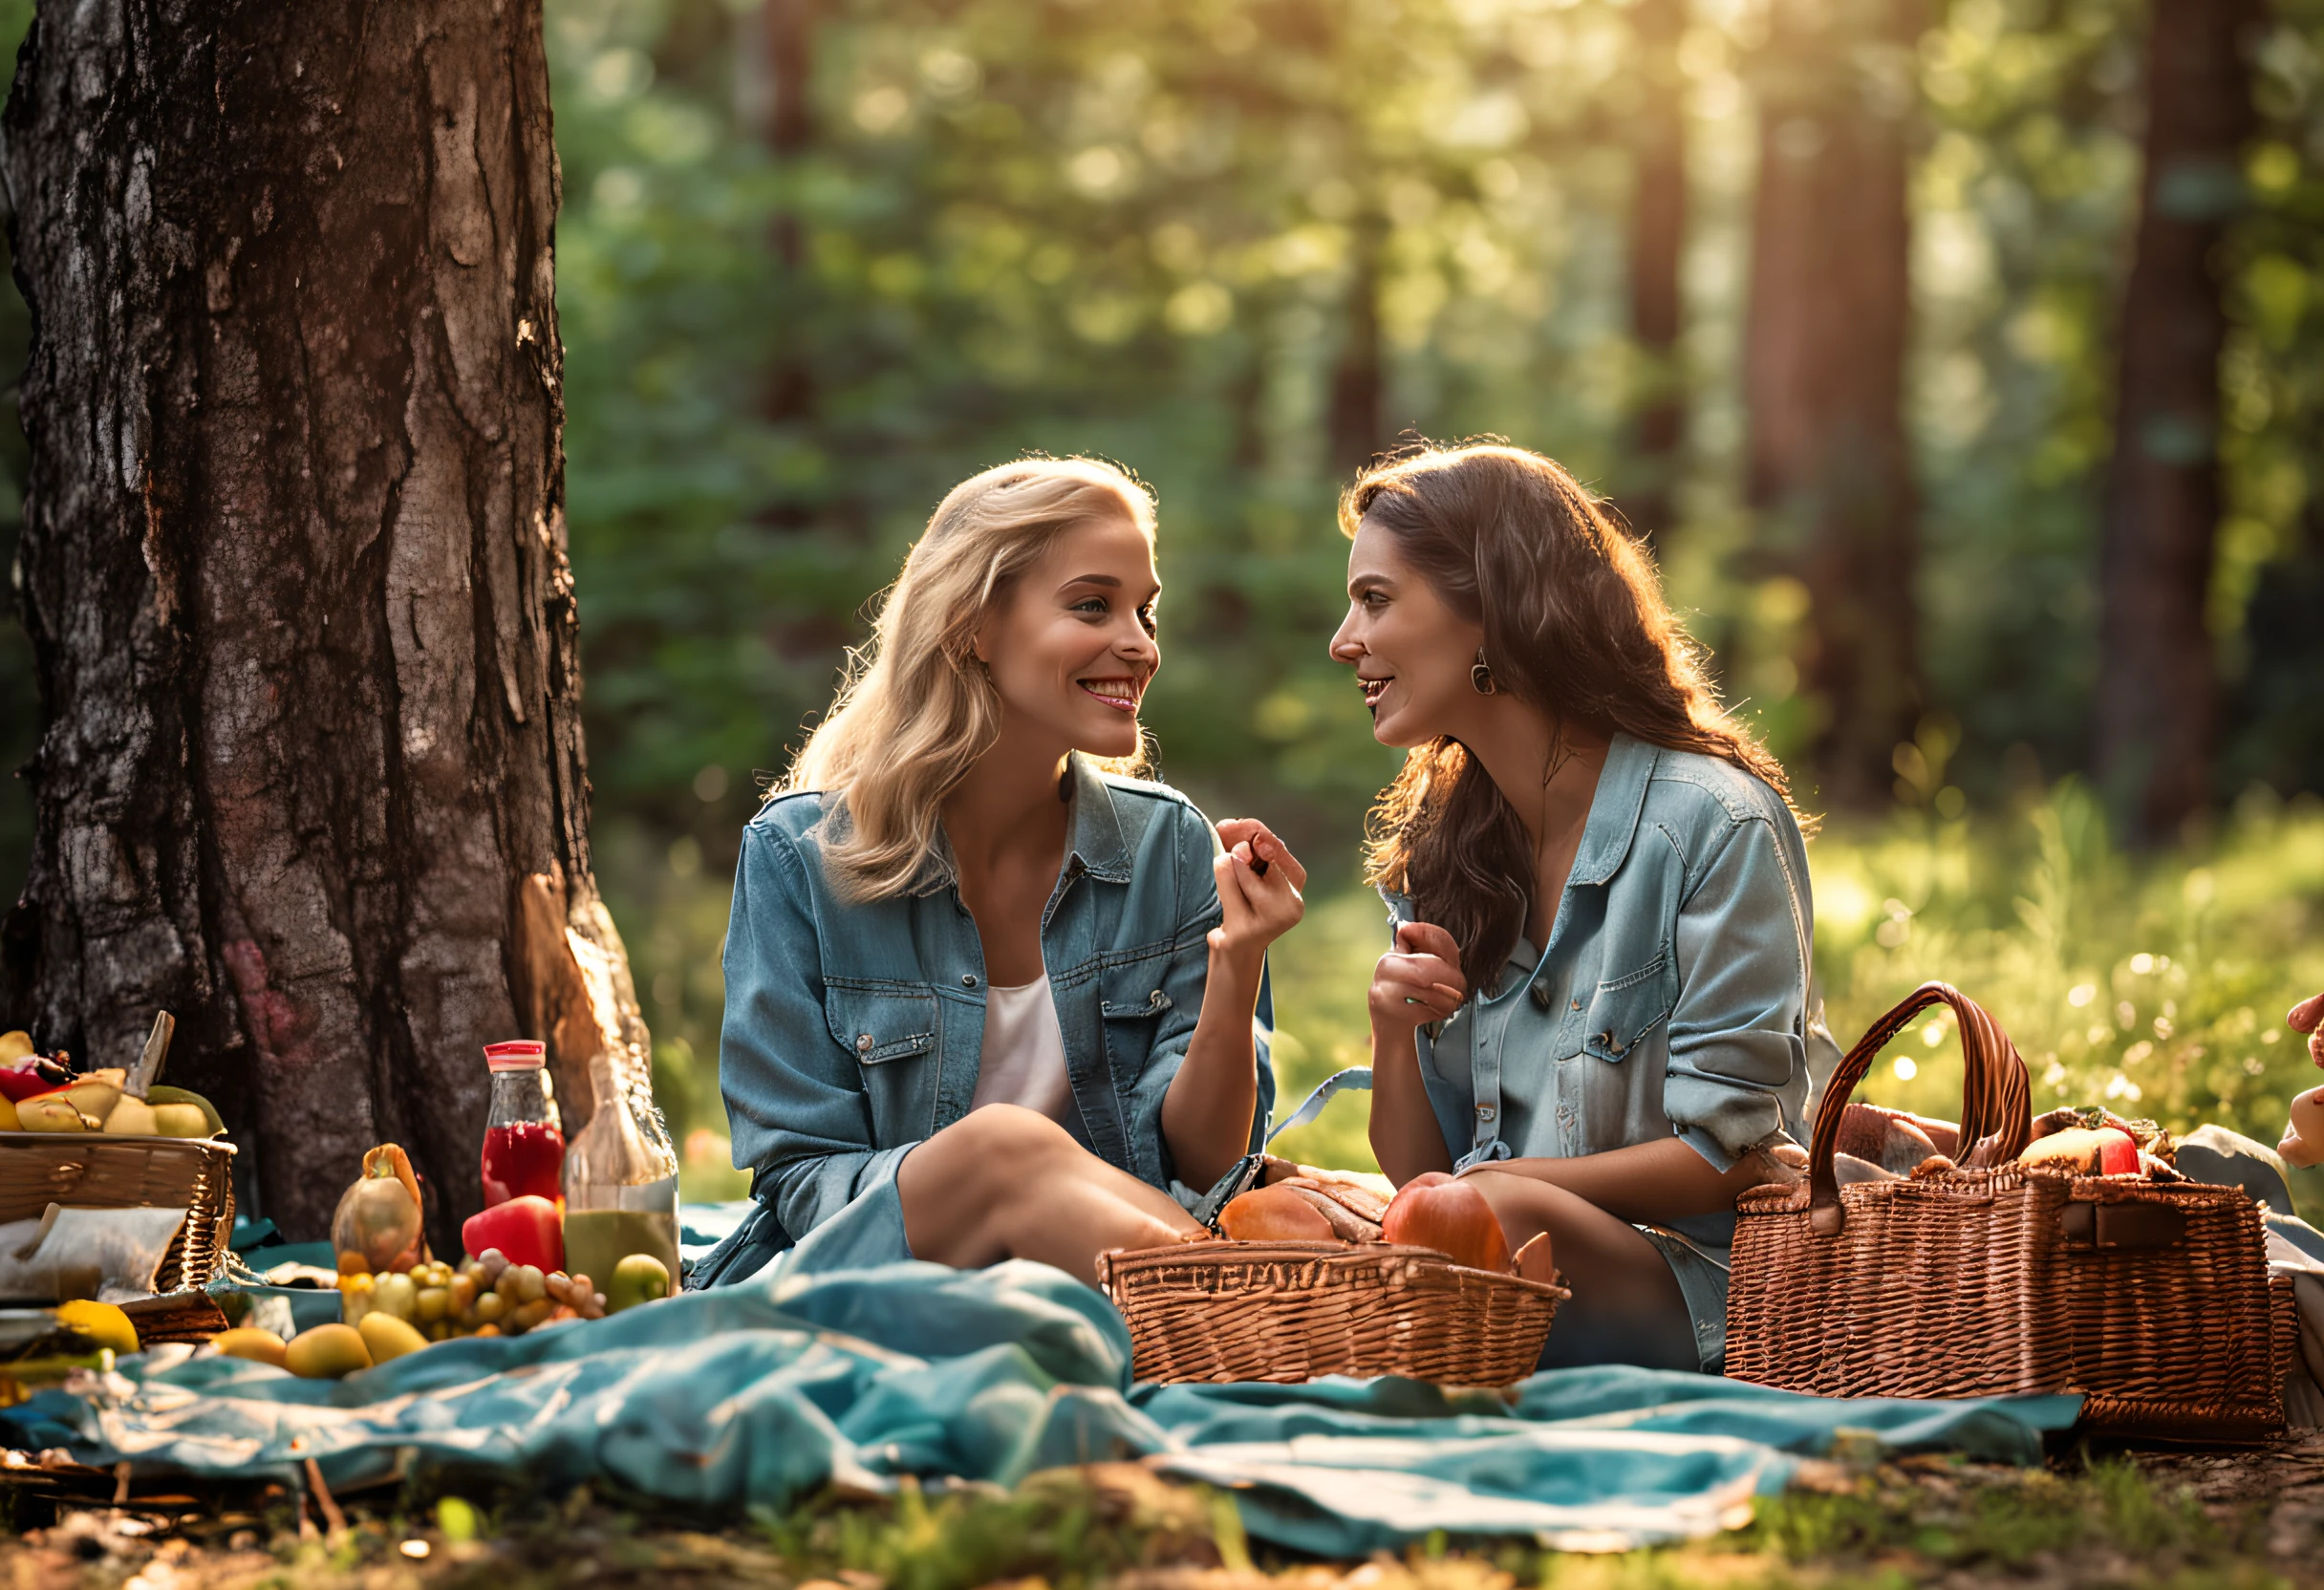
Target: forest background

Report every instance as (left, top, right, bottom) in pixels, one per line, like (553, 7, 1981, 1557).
(2, 0, 2323, 1193)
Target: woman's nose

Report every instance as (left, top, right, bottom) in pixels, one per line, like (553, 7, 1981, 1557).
(1328, 614, 1361, 663)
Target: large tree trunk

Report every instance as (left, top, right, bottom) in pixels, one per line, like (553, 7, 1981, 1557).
(1328, 216, 1386, 474)
(1, 0, 653, 1250)
(739, 0, 816, 424)
(2094, 0, 2257, 844)
(1743, 0, 1921, 811)
(1624, 0, 1688, 546)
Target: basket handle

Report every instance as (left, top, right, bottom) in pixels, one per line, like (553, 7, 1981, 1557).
(1805, 980, 2032, 1235)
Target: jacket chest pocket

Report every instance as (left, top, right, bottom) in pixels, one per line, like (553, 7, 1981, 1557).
(825, 984, 939, 1066)
(1578, 953, 1677, 1064)
(1096, 956, 1173, 1075)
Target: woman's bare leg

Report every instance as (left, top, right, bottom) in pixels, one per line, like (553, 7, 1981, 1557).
(1462, 1169, 1699, 1371)
(897, 1105, 1203, 1286)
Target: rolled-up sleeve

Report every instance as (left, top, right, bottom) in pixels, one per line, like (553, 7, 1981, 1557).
(1663, 813, 1812, 1171)
(720, 821, 908, 1239)
(1122, 802, 1278, 1189)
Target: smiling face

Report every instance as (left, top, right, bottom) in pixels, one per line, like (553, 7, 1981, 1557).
(1328, 516, 1486, 749)
(975, 509, 1161, 761)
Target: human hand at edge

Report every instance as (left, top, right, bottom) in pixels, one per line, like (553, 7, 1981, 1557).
(2292, 993, 2324, 1067)
(1368, 920, 1467, 1036)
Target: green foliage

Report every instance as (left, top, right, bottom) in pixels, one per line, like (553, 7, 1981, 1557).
(1808, 784, 2324, 1182)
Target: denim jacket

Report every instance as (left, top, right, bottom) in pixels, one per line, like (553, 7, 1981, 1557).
(714, 754, 1277, 1269)
(1397, 734, 1830, 1251)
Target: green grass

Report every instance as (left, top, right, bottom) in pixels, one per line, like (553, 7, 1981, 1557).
(13, 1452, 2297, 1589)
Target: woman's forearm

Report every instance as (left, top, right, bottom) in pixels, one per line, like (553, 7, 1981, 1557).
(1467, 1137, 1771, 1224)
(1160, 947, 1263, 1191)
(1368, 1025, 1454, 1186)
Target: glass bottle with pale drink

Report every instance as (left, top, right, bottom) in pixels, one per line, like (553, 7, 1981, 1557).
(561, 1044, 680, 1285)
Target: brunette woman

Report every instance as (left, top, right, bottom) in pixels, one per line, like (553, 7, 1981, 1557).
(699, 458, 1306, 1289)
(1330, 441, 1828, 1372)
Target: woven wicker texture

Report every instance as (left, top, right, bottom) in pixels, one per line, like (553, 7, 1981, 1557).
(1728, 981, 2289, 1440)
(1098, 1240, 1567, 1386)
(0, 1133, 238, 1294)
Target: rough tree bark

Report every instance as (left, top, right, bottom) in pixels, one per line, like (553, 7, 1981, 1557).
(1, 0, 654, 1249)
(1742, 0, 1921, 811)
(2094, 0, 2257, 844)
(1624, 0, 1688, 546)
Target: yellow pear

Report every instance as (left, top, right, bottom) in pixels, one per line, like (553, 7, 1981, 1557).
(0, 1030, 32, 1064)
(356, 1311, 428, 1364)
(152, 1103, 212, 1138)
(63, 1078, 121, 1123)
(285, 1323, 372, 1379)
(17, 1094, 89, 1132)
(212, 1327, 289, 1368)
(104, 1095, 159, 1136)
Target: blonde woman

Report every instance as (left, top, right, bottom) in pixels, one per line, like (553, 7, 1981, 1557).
(697, 458, 1306, 1289)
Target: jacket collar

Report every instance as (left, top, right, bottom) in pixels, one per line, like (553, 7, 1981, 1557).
(906, 753, 1132, 896)
(1567, 732, 1657, 888)
(1064, 752, 1134, 883)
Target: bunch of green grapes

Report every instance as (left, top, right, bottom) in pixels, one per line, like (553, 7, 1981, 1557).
(340, 1249, 607, 1339)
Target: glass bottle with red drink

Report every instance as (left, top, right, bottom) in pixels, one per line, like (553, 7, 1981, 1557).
(481, 1041, 566, 1208)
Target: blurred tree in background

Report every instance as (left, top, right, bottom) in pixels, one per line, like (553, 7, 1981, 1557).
(2, 0, 2321, 1172)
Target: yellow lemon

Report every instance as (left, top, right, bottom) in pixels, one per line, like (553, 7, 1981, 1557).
(54, 1300, 139, 1356)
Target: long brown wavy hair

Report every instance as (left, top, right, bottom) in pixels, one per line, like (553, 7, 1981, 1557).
(1345, 440, 1804, 996)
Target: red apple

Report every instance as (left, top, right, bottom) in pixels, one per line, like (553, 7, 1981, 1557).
(1382, 1175, 1511, 1272)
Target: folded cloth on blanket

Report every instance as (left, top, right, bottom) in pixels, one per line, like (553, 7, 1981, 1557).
(0, 1259, 2077, 1553)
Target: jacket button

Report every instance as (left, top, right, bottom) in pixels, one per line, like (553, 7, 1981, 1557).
(1475, 1104, 1496, 1121)
(962, 975, 979, 988)
(1570, 997, 1582, 1011)
(856, 1034, 873, 1053)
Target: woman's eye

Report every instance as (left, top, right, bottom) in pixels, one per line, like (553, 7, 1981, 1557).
(1137, 606, 1158, 634)
(1073, 598, 1108, 616)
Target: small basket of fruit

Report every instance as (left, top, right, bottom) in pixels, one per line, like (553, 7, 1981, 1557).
(0, 1025, 236, 1293)
(1097, 1161, 1567, 1386)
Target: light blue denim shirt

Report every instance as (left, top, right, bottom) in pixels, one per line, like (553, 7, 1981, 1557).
(1392, 734, 1830, 1361)
(717, 754, 1277, 1257)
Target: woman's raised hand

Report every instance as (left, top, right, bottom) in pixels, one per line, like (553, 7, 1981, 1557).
(1369, 920, 1467, 1033)
(1209, 819, 1307, 966)
(2293, 993, 2324, 1067)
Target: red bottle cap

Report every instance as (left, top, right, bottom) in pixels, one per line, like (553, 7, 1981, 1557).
(484, 1041, 548, 1072)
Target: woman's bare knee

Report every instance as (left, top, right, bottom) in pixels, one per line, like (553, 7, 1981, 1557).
(914, 1106, 1076, 1192)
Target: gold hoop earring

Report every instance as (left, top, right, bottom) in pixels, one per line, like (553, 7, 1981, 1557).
(1471, 648, 1498, 697)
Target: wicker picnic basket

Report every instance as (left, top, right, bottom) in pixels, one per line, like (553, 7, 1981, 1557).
(1727, 982, 2294, 1440)
(0, 1132, 238, 1294)
(1097, 1238, 1569, 1386)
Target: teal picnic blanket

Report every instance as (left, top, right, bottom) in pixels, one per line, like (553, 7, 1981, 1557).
(1, 1259, 2078, 1553)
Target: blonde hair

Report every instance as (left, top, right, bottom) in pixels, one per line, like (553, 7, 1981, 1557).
(782, 457, 1157, 899)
